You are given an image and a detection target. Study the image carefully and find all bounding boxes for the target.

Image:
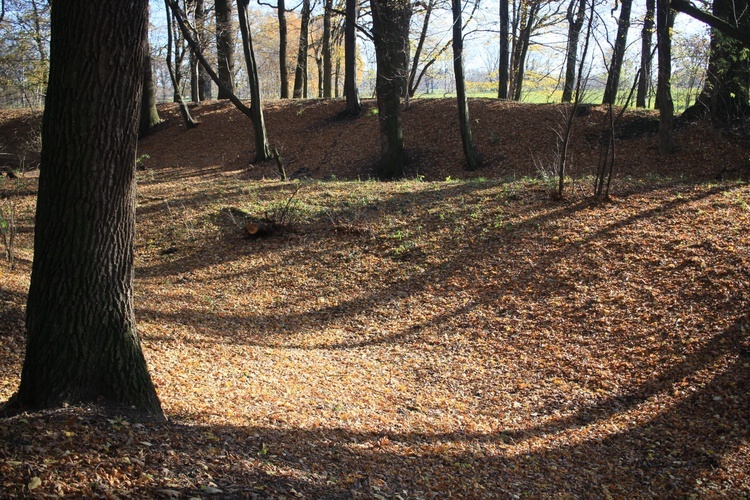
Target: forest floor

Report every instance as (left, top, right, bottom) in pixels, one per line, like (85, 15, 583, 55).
(0, 99, 749, 498)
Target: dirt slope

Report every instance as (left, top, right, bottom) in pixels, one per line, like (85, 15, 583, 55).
(135, 98, 749, 182)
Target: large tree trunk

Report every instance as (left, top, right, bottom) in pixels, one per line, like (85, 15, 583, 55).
(238, 0, 271, 161)
(278, 0, 289, 98)
(293, 0, 311, 98)
(561, 0, 585, 103)
(636, 0, 655, 108)
(322, 0, 333, 97)
(140, 7, 162, 137)
(344, 0, 361, 115)
(371, 0, 411, 177)
(215, 0, 235, 99)
(657, 0, 674, 154)
(498, 0, 510, 99)
(681, 0, 750, 122)
(6, 0, 163, 418)
(602, 0, 633, 104)
(452, 0, 480, 171)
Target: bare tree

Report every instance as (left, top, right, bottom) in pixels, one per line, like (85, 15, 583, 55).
(636, 0, 654, 107)
(140, 4, 163, 137)
(165, 0, 198, 129)
(498, 0, 510, 98)
(293, 0, 312, 97)
(371, 0, 411, 177)
(602, 0, 633, 104)
(657, 0, 674, 154)
(561, 0, 586, 103)
(452, 0, 480, 171)
(238, 0, 271, 160)
(344, 0, 361, 114)
(215, 0, 235, 98)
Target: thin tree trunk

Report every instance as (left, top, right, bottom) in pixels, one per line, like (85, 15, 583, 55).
(195, 0, 212, 100)
(452, 0, 480, 171)
(323, 0, 333, 97)
(278, 0, 289, 98)
(498, 0, 510, 99)
(344, 0, 361, 115)
(602, 0, 633, 104)
(293, 0, 311, 98)
(561, 0, 585, 103)
(657, 0, 674, 154)
(216, 0, 235, 99)
(140, 7, 162, 137)
(512, 0, 537, 101)
(7, 0, 163, 418)
(166, 2, 198, 129)
(408, 0, 434, 97)
(238, 0, 271, 161)
(636, 0, 654, 107)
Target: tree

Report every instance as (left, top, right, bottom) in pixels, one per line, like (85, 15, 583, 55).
(257, 0, 293, 98)
(216, 0, 236, 98)
(293, 0, 311, 98)
(602, 0, 633, 104)
(166, 0, 272, 161)
(636, 0, 655, 107)
(510, 0, 540, 100)
(238, 0, 271, 160)
(561, 0, 586, 103)
(657, 0, 674, 154)
(322, 0, 333, 97)
(140, 4, 162, 137)
(4, 0, 163, 418)
(678, 0, 750, 122)
(370, 0, 411, 177)
(343, 0, 361, 115)
(498, 0, 510, 98)
(452, 0, 480, 171)
(166, 0, 199, 129)
(194, 0, 212, 100)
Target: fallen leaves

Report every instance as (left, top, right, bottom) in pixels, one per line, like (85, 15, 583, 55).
(1, 102, 749, 497)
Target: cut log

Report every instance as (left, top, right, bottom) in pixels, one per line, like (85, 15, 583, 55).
(245, 220, 272, 238)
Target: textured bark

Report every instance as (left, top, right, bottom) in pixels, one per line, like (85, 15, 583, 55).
(344, 0, 361, 115)
(215, 0, 235, 99)
(498, 0, 509, 99)
(561, 0, 585, 103)
(636, 0, 655, 108)
(371, 0, 411, 177)
(452, 0, 479, 171)
(292, 0, 311, 98)
(139, 9, 162, 137)
(602, 0, 633, 104)
(657, 0, 674, 154)
(8, 0, 163, 418)
(238, 0, 271, 161)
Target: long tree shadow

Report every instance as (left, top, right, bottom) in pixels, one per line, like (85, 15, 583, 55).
(1, 316, 745, 496)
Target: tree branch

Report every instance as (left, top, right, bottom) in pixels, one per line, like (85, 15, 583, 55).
(670, 0, 750, 46)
